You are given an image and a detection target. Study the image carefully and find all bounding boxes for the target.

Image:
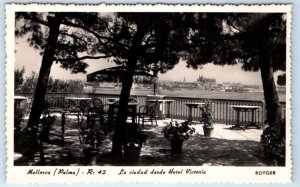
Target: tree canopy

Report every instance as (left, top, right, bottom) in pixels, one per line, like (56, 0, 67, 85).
(182, 13, 287, 165)
(100, 13, 196, 157)
(182, 13, 286, 72)
(15, 12, 112, 73)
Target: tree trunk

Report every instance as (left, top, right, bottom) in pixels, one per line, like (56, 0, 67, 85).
(27, 16, 62, 130)
(111, 62, 136, 158)
(153, 70, 158, 95)
(259, 44, 282, 136)
(111, 24, 145, 158)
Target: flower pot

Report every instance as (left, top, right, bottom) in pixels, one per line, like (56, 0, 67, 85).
(83, 148, 99, 165)
(203, 126, 214, 137)
(170, 139, 184, 154)
(39, 128, 50, 142)
(124, 146, 141, 164)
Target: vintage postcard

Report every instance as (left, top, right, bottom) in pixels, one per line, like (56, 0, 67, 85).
(6, 3, 292, 184)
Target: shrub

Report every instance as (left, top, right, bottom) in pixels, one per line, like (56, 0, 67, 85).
(260, 119, 286, 166)
(162, 121, 195, 141)
(200, 103, 214, 128)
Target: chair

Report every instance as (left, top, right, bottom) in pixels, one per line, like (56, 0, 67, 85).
(107, 101, 119, 127)
(127, 98, 137, 123)
(92, 98, 103, 107)
(87, 107, 104, 129)
(78, 100, 89, 115)
(92, 98, 109, 118)
(77, 100, 90, 129)
(129, 97, 137, 103)
(137, 102, 158, 127)
(66, 99, 77, 110)
(79, 106, 105, 147)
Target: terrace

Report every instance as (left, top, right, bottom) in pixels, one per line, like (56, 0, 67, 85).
(14, 92, 286, 166)
(15, 118, 266, 166)
(18, 92, 286, 125)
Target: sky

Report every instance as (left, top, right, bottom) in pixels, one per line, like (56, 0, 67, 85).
(15, 37, 283, 85)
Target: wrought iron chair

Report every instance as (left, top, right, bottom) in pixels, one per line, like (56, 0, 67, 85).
(137, 102, 158, 127)
(92, 98, 103, 107)
(87, 106, 104, 129)
(129, 97, 137, 103)
(127, 98, 137, 124)
(107, 101, 119, 130)
(77, 100, 90, 131)
(92, 97, 108, 117)
(79, 106, 105, 148)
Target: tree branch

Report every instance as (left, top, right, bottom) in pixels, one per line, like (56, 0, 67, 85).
(98, 17, 115, 36)
(61, 19, 131, 52)
(59, 32, 88, 45)
(60, 19, 109, 44)
(54, 55, 112, 62)
(19, 12, 49, 27)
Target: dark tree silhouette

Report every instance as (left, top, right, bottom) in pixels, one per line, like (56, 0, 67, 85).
(15, 12, 112, 157)
(187, 13, 286, 134)
(183, 13, 286, 164)
(16, 12, 188, 159)
(104, 13, 190, 158)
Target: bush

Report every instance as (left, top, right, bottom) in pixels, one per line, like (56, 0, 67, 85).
(162, 121, 195, 141)
(260, 119, 286, 166)
(14, 107, 25, 132)
(200, 103, 214, 128)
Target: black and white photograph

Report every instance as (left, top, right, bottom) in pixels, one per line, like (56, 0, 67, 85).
(6, 3, 292, 183)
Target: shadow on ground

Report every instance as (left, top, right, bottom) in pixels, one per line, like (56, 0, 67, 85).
(14, 117, 266, 166)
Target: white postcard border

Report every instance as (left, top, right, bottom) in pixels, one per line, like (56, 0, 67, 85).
(5, 3, 292, 184)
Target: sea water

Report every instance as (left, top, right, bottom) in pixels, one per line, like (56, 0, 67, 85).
(94, 88, 286, 102)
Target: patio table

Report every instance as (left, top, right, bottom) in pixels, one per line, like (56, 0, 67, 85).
(64, 96, 91, 121)
(14, 96, 28, 108)
(64, 97, 91, 123)
(231, 105, 261, 130)
(185, 102, 205, 124)
(47, 108, 68, 144)
(147, 99, 174, 119)
(65, 97, 92, 100)
(46, 97, 92, 144)
(107, 102, 138, 125)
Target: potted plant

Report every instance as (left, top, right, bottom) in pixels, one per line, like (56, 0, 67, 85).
(38, 112, 56, 142)
(200, 103, 214, 137)
(162, 121, 196, 154)
(123, 125, 148, 164)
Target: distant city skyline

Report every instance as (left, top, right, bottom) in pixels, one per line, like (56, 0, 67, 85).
(15, 38, 284, 86)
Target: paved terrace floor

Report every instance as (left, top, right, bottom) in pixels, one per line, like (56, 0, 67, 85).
(15, 116, 267, 166)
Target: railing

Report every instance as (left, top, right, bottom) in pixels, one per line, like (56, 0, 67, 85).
(16, 92, 286, 125)
(165, 96, 264, 125)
